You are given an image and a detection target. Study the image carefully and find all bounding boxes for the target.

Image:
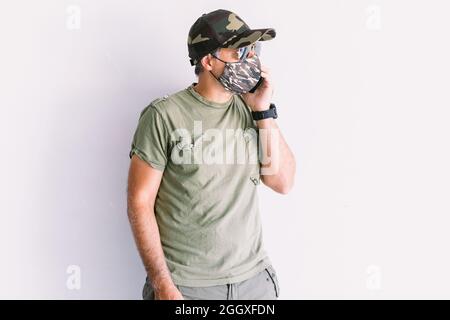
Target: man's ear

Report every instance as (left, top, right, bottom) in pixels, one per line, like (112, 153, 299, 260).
(201, 54, 214, 71)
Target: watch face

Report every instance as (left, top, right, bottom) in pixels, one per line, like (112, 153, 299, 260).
(271, 104, 277, 118)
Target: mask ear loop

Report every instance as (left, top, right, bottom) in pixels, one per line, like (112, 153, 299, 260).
(208, 52, 227, 85)
(209, 69, 221, 83)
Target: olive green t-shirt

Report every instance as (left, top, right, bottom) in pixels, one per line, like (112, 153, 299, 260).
(129, 83, 272, 287)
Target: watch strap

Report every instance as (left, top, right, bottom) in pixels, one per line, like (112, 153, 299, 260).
(251, 103, 278, 120)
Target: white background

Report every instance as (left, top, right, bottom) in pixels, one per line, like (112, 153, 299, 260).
(1, 0, 450, 299)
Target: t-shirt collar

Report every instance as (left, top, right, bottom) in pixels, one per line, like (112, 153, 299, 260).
(187, 82, 234, 109)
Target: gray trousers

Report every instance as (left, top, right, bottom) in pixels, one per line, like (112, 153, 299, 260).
(143, 265, 280, 300)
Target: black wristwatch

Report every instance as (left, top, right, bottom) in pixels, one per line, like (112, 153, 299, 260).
(251, 103, 278, 121)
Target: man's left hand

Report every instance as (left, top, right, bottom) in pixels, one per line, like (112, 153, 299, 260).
(242, 65, 274, 112)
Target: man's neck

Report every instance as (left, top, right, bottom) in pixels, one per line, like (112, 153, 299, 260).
(193, 75, 233, 104)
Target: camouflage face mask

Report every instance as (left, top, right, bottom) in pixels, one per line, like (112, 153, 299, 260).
(210, 54, 262, 94)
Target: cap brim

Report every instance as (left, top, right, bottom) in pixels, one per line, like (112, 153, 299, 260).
(222, 28, 276, 49)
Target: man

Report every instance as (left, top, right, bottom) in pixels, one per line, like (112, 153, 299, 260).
(127, 9, 296, 300)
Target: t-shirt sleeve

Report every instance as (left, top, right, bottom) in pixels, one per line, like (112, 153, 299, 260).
(128, 105, 169, 171)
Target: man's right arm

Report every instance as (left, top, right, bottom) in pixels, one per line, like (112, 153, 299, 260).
(127, 154, 183, 300)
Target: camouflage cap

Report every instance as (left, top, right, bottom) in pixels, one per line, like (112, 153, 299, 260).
(187, 9, 276, 66)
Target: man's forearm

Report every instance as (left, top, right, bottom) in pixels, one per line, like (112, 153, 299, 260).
(127, 202, 174, 290)
(256, 118, 296, 194)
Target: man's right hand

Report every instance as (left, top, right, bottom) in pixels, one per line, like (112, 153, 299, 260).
(154, 284, 184, 300)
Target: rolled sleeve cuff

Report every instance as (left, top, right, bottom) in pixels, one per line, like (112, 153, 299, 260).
(129, 148, 166, 171)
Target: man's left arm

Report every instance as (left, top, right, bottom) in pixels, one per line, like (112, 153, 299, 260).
(255, 117, 296, 194)
(243, 65, 296, 194)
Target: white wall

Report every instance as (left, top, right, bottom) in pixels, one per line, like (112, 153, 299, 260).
(1, 0, 450, 299)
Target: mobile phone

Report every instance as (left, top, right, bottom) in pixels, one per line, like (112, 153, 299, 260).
(249, 76, 264, 93)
